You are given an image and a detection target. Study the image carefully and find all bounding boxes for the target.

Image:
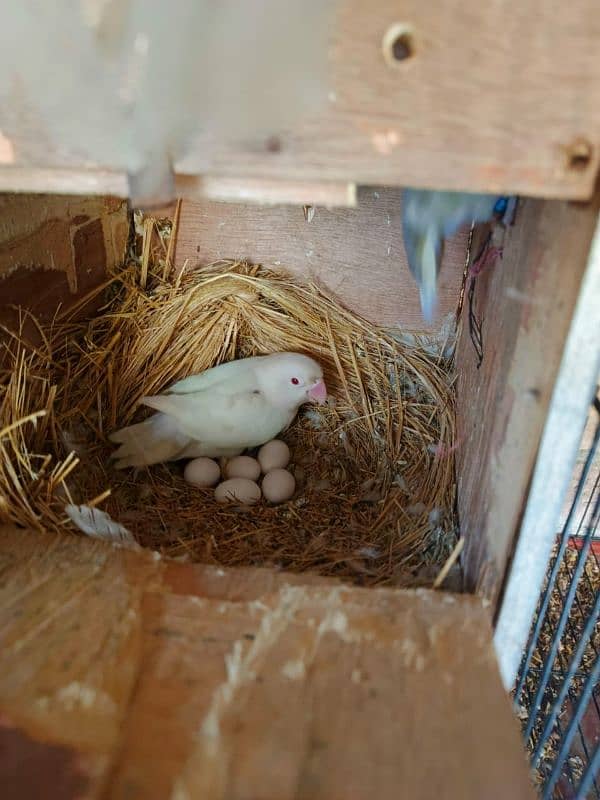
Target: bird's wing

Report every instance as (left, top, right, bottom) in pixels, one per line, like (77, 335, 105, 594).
(109, 412, 192, 468)
(141, 371, 278, 445)
(167, 356, 263, 395)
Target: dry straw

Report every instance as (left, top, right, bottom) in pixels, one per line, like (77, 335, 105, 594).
(0, 218, 458, 586)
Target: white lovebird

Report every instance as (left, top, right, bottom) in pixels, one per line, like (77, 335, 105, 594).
(109, 352, 327, 469)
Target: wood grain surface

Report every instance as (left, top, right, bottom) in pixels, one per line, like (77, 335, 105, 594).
(173, 187, 469, 330)
(0, 525, 535, 800)
(455, 192, 600, 605)
(0, 194, 129, 326)
(2, 0, 599, 200)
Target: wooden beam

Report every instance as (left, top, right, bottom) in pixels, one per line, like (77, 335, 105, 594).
(0, 168, 357, 209)
(176, 176, 357, 208)
(2, 1, 599, 200)
(0, 167, 129, 197)
(0, 525, 535, 800)
(180, 0, 600, 200)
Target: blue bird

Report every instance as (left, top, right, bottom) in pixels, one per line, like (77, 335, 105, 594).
(401, 189, 512, 323)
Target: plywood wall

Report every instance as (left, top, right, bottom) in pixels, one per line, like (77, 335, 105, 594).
(0, 525, 535, 800)
(173, 187, 469, 330)
(0, 194, 129, 326)
(455, 190, 600, 606)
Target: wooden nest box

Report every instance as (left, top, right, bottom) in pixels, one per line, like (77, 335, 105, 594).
(1, 2, 599, 798)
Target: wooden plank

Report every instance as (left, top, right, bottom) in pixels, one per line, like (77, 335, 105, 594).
(180, 0, 600, 201)
(0, 194, 129, 327)
(2, 1, 599, 200)
(0, 170, 357, 209)
(176, 176, 357, 208)
(0, 529, 157, 799)
(455, 191, 600, 605)
(0, 525, 535, 800)
(0, 167, 129, 197)
(174, 187, 469, 330)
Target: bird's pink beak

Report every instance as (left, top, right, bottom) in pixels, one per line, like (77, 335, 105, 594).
(308, 379, 327, 405)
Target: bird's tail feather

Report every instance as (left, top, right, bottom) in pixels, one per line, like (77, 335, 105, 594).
(418, 228, 440, 324)
(109, 413, 191, 469)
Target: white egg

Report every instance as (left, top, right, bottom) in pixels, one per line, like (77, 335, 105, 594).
(258, 440, 290, 473)
(262, 468, 296, 503)
(214, 478, 262, 505)
(184, 457, 221, 487)
(224, 455, 261, 481)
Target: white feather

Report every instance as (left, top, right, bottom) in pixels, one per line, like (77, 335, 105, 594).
(109, 353, 324, 469)
(110, 412, 192, 468)
(65, 504, 140, 549)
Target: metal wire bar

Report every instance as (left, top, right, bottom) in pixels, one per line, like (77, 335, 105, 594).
(532, 587, 600, 765)
(516, 416, 600, 726)
(525, 489, 600, 743)
(542, 653, 600, 799)
(514, 392, 600, 798)
(547, 484, 600, 672)
(516, 423, 600, 708)
(527, 643, 599, 795)
(576, 743, 600, 800)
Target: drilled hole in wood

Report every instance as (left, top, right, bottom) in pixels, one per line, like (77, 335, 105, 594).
(265, 136, 282, 154)
(382, 24, 415, 67)
(566, 139, 593, 172)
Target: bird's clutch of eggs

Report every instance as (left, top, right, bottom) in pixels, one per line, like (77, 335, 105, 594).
(183, 440, 295, 504)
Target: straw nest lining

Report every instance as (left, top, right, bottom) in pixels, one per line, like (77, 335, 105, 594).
(0, 243, 458, 587)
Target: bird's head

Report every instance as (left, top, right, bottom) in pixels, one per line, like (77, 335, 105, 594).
(257, 352, 327, 411)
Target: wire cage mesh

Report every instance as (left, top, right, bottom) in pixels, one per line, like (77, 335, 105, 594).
(515, 389, 600, 800)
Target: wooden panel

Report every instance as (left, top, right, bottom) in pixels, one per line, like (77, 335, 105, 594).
(1, 1, 599, 200)
(0, 525, 534, 800)
(174, 187, 469, 330)
(0, 194, 129, 325)
(456, 191, 600, 605)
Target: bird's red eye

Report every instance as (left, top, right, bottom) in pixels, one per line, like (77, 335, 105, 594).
(291, 377, 300, 385)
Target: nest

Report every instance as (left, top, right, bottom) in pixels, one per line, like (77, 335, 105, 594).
(0, 223, 458, 587)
